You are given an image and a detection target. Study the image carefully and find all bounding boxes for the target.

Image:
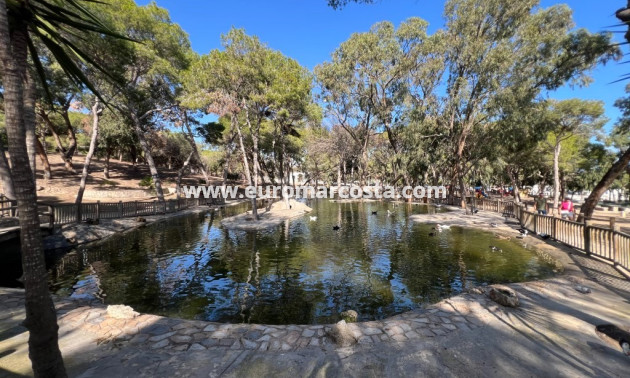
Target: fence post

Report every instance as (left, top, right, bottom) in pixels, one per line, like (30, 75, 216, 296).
(611, 218, 620, 265)
(96, 201, 101, 221)
(584, 219, 592, 255)
(552, 217, 557, 241)
(534, 212, 538, 234)
(118, 201, 123, 218)
(135, 201, 139, 216)
(48, 205, 54, 230)
(153, 200, 157, 215)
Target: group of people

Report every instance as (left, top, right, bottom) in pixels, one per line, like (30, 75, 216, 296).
(535, 193, 575, 221)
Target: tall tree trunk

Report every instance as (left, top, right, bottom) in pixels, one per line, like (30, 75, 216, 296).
(245, 108, 260, 218)
(0, 146, 16, 199)
(0, 4, 67, 376)
(176, 151, 194, 199)
(24, 70, 37, 184)
(39, 110, 75, 173)
(75, 100, 101, 209)
(580, 147, 630, 220)
(507, 166, 521, 204)
(182, 110, 210, 185)
(61, 109, 77, 171)
(337, 160, 342, 189)
(233, 114, 256, 218)
(131, 114, 165, 202)
(103, 146, 111, 179)
(553, 141, 561, 212)
(35, 137, 52, 180)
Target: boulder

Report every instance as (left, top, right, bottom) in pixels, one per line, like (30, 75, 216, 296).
(107, 305, 139, 319)
(340, 310, 358, 323)
(487, 285, 519, 308)
(135, 217, 146, 223)
(327, 320, 357, 347)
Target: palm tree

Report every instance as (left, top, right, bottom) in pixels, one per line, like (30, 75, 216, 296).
(0, 1, 126, 376)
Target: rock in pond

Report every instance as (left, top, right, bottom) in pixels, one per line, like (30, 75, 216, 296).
(107, 304, 139, 319)
(340, 310, 358, 323)
(328, 320, 357, 347)
(487, 285, 519, 308)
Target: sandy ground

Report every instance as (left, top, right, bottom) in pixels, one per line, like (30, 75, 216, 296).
(220, 199, 312, 231)
(1, 206, 629, 377)
(0, 153, 230, 204)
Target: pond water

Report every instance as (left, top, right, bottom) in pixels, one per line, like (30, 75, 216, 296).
(47, 200, 556, 324)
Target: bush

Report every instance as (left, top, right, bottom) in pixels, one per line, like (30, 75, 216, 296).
(139, 176, 154, 188)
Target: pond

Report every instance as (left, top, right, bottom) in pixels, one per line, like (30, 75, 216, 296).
(46, 200, 556, 324)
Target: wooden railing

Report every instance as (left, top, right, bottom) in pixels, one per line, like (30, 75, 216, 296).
(439, 195, 630, 277)
(46, 197, 209, 226)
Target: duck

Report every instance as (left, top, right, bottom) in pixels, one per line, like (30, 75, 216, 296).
(489, 246, 502, 252)
(429, 232, 435, 236)
(371, 211, 378, 215)
(472, 209, 479, 214)
(387, 210, 393, 216)
(436, 224, 451, 231)
(309, 216, 317, 221)
(537, 232, 550, 240)
(333, 225, 340, 231)
(517, 229, 528, 236)
(489, 223, 498, 228)
(434, 204, 443, 208)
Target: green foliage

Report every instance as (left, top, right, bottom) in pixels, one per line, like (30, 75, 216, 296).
(139, 176, 153, 188)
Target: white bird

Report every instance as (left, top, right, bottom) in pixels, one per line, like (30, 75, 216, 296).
(309, 216, 317, 221)
(436, 224, 451, 231)
(387, 210, 393, 216)
(489, 223, 498, 228)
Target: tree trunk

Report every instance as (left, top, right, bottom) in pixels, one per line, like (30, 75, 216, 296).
(182, 110, 210, 185)
(553, 141, 561, 212)
(0, 5, 67, 376)
(104, 147, 111, 179)
(39, 110, 75, 173)
(35, 137, 52, 180)
(580, 147, 630, 220)
(131, 114, 165, 202)
(176, 151, 194, 199)
(233, 114, 257, 218)
(507, 167, 521, 204)
(24, 70, 37, 184)
(61, 110, 77, 171)
(75, 100, 101, 209)
(245, 109, 260, 219)
(0, 146, 16, 199)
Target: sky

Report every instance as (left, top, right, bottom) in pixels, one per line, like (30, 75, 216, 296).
(138, 0, 629, 132)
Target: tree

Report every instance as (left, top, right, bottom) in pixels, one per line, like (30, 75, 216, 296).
(581, 85, 630, 219)
(579, 6, 630, 220)
(438, 0, 616, 208)
(316, 18, 443, 188)
(543, 99, 606, 211)
(88, 0, 192, 202)
(0, 0, 129, 375)
(184, 28, 315, 217)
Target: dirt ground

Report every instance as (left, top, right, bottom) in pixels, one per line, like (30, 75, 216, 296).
(1, 153, 227, 204)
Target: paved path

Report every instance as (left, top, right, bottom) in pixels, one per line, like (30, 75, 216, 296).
(1, 207, 630, 377)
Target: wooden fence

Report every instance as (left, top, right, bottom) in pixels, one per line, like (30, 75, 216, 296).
(47, 197, 210, 226)
(443, 196, 630, 277)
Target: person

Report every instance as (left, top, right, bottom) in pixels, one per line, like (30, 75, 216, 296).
(559, 197, 575, 221)
(535, 193, 547, 215)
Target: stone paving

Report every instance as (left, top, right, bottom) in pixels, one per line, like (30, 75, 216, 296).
(0, 286, 491, 355)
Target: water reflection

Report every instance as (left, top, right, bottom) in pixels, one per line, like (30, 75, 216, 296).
(48, 200, 556, 324)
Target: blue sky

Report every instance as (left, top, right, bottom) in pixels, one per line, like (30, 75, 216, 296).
(139, 0, 629, 132)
